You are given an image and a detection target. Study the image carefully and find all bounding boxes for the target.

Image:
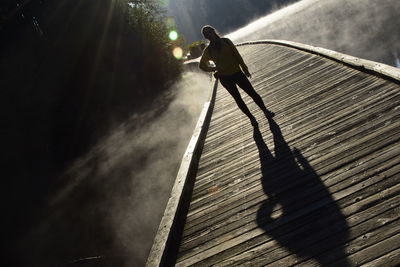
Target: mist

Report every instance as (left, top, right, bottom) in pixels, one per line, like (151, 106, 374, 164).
(227, 0, 400, 66)
(16, 72, 210, 267)
(10, 0, 400, 266)
(166, 0, 297, 43)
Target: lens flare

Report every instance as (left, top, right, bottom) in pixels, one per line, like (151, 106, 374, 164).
(159, 0, 170, 8)
(169, 30, 179, 41)
(166, 17, 176, 28)
(172, 47, 183, 59)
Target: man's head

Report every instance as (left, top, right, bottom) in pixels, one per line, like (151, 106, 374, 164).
(202, 25, 219, 41)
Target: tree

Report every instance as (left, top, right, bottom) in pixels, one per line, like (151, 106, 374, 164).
(1, 1, 182, 266)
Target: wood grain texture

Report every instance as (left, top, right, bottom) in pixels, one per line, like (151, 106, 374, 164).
(175, 43, 400, 266)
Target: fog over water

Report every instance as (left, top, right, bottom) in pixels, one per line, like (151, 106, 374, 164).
(227, 0, 400, 67)
(19, 72, 211, 267)
(19, 0, 400, 266)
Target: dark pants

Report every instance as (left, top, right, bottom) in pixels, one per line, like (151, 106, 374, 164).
(219, 71, 269, 119)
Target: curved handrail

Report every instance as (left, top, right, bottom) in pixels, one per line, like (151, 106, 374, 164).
(238, 40, 400, 82)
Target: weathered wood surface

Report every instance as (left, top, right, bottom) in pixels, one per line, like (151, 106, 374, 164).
(175, 43, 400, 266)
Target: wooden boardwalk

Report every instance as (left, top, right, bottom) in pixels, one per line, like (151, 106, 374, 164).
(173, 42, 400, 266)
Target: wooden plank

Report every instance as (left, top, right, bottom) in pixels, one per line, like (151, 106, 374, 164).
(189, 109, 399, 215)
(172, 42, 400, 267)
(190, 105, 400, 213)
(181, 132, 400, 241)
(296, 218, 400, 266)
(201, 189, 400, 266)
(327, 231, 400, 267)
(240, 209, 400, 267)
(191, 70, 400, 204)
(185, 144, 400, 239)
(360, 247, 400, 267)
(177, 174, 400, 265)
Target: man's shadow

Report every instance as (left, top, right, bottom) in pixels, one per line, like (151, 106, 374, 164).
(253, 119, 351, 266)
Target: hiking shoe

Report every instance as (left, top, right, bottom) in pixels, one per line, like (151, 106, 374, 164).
(250, 118, 258, 126)
(264, 110, 275, 119)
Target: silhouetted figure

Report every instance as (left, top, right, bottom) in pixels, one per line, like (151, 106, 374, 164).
(199, 25, 274, 125)
(253, 120, 351, 266)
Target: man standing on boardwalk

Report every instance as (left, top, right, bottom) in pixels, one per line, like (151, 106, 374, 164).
(199, 25, 274, 125)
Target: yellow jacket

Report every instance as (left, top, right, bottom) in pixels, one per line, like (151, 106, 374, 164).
(199, 38, 248, 76)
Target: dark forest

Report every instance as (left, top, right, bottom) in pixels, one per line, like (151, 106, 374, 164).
(1, 1, 182, 266)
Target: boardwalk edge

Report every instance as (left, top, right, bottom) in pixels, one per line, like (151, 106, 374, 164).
(146, 78, 218, 267)
(237, 40, 400, 82)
